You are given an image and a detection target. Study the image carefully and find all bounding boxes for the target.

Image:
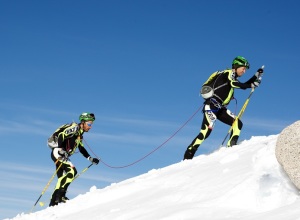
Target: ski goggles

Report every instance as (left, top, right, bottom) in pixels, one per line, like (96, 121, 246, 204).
(86, 122, 93, 127)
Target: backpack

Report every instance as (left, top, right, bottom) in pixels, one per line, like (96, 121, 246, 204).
(200, 70, 225, 99)
(47, 123, 72, 149)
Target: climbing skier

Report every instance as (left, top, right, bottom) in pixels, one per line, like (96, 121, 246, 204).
(183, 56, 263, 160)
(49, 112, 100, 206)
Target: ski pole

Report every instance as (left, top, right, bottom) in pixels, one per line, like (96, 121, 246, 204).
(73, 163, 93, 181)
(221, 89, 254, 146)
(30, 159, 62, 213)
(221, 65, 264, 146)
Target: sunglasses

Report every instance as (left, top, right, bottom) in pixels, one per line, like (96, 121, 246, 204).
(86, 122, 93, 127)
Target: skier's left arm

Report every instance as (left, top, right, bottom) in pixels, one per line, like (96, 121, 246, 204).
(232, 68, 263, 89)
(78, 142, 100, 165)
(78, 142, 90, 158)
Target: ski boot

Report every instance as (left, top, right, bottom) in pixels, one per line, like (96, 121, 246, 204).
(60, 189, 69, 203)
(228, 135, 239, 147)
(49, 189, 59, 207)
(54, 188, 67, 204)
(183, 145, 197, 160)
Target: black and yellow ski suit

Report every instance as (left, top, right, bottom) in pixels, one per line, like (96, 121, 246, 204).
(183, 69, 258, 160)
(49, 122, 92, 206)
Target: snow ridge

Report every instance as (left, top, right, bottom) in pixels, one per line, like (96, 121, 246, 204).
(8, 135, 300, 220)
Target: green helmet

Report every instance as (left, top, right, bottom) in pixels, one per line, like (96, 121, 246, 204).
(232, 56, 250, 69)
(79, 112, 95, 122)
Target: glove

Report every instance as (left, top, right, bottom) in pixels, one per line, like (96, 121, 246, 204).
(251, 78, 261, 88)
(255, 68, 264, 78)
(88, 156, 100, 165)
(58, 149, 69, 160)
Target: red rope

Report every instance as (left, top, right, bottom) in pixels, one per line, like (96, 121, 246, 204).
(84, 106, 202, 169)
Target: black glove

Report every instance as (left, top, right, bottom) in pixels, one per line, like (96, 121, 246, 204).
(88, 156, 100, 165)
(255, 68, 264, 78)
(58, 149, 69, 160)
(251, 78, 261, 88)
(257, 68, 264, 74)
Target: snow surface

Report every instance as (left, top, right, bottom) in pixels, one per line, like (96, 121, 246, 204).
(6, 135, 300, 220)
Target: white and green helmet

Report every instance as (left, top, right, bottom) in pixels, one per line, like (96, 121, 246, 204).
(232, 56, 250, 69)
(79, 112, 95, 122)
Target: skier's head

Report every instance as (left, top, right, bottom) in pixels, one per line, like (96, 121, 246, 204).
(232, 56, 250, 70)
(79, 112, 95, 132)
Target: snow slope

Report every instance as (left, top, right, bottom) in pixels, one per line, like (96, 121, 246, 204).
(7, 135, 300, 220)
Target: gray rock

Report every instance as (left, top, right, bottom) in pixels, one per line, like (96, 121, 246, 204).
(275, 120, 300, 190)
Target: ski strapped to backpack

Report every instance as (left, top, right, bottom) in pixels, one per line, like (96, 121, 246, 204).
(47, 122, 79, 149)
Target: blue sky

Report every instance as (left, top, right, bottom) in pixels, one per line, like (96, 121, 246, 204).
(1, 0, 299, 219)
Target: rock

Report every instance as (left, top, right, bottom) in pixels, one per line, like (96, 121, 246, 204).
(275, 120, 300, 190)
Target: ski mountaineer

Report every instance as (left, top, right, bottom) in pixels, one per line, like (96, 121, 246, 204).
(49, 112, 100, 206)
(183, 56, 263, 160)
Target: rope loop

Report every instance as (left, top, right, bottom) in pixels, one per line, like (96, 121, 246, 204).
(84, 106, 203, 169)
